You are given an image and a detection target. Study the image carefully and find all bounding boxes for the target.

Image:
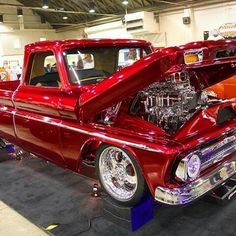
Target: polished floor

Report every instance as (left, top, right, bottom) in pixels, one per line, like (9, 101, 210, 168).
(0, 151, 236, 236)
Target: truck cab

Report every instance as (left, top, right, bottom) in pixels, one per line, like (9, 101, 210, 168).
(0, 39, 152, 167)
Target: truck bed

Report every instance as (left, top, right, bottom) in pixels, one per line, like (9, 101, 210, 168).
(0, 81, 20, 92)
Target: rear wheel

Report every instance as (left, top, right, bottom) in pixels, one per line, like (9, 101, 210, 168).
(95, 144, 148, 206)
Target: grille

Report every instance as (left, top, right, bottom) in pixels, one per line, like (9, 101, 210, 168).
(200, 133, 236, 171)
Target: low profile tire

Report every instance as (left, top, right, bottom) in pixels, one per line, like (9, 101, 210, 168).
(95, 144, 148, 206)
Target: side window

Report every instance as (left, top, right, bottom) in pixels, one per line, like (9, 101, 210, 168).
(27, 51, 61, 88)
(67, 53, 95, 70)
(118, 48, 141, 69)
(117, 48, 149, 70)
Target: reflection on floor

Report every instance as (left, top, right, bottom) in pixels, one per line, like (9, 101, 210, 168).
(0, 151, 236, 236)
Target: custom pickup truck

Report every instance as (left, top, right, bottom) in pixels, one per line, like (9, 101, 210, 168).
(1, 39, 236, 207)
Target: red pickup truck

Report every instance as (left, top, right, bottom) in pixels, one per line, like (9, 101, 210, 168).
(1, 39, 236, 207)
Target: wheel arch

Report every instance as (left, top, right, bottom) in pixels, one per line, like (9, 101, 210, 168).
(95, 141, 154, 195)
(77, 138, 157, 196)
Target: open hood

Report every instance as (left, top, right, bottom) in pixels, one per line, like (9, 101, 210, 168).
(79, 40, 236, 121)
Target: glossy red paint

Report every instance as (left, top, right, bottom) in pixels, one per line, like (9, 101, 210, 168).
(0, 39, 236, 201)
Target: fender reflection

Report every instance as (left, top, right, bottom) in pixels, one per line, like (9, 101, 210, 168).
(155, 159, 236, 205)
(14, 113, 161, 153)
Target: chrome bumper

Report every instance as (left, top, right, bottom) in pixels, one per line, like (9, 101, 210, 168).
(155, 160, 236, 205)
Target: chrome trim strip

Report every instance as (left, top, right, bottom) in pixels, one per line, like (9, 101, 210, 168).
(155, 159, 236, 205)
(0, 106, 15, 115)
(13, 113, 161, 153)
(200, 133, 236, 170)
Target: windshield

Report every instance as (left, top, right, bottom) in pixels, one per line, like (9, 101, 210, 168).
(63, 46, 152, 85)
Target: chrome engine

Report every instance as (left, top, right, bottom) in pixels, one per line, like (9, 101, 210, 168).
(138, 72, 208, 133)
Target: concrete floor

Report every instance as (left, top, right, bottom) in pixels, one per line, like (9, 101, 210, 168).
(0, 152, 236, 236)
(0, 201, 49, 236)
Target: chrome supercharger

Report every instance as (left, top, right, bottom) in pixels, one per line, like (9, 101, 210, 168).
(130, 71, 210, 134)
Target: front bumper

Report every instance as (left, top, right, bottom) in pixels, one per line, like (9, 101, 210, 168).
(155, 159, 236, 205)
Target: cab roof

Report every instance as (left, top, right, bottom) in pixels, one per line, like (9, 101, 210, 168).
(26, 38, 151, 49)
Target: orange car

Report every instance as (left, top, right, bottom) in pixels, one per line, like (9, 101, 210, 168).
(207, 75, 236, 99)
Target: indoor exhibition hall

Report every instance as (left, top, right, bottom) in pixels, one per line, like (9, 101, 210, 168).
(0, 0, 236, 235)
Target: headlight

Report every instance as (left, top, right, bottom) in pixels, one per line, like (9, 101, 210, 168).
(187, 154, 201, 179)
(175, 153, 201, 182)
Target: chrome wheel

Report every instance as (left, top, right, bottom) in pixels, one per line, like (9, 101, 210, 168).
(98, 146, 138, 202)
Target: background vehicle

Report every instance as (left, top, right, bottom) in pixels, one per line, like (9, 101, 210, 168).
(207, 75, 236, 99)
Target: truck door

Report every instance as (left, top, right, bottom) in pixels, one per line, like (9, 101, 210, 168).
(13, 51, 65, 166)
(0, 89, 16, 143)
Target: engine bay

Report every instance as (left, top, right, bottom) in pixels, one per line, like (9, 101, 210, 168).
(99, 68, 236, 135)
(129, 71, 217, 134)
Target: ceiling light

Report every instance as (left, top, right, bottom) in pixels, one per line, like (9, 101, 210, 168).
(122, 0, 129, 5)
(89, 9, 95, 13)
(42, 0, 49, 9)
(89, 1, 95, 13)
(0, 15, 3, 24)
(62, 16, 68, 20)
(17, 8, 23, 17)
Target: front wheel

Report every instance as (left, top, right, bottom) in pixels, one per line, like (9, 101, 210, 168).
(95, 144, 148, 206)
